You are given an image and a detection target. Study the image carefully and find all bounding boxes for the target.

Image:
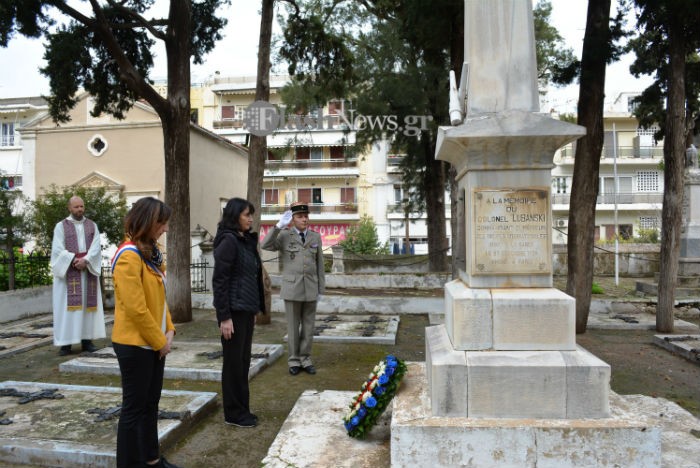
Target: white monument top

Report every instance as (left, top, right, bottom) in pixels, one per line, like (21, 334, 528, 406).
(465, 0, 539, 114)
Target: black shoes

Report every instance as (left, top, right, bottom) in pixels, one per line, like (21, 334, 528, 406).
(225, 414, 257, 428)
(81, 340, 97, 352)
(289, 365, 316, 375)
(59, 341, 98, 355)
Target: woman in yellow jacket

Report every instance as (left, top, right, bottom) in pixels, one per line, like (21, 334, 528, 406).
(111, 197, 180, 468)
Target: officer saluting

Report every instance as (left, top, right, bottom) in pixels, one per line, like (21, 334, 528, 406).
(261, 202, 325, 375)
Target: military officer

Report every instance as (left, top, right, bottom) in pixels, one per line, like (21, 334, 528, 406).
(261, 202, 325, 375)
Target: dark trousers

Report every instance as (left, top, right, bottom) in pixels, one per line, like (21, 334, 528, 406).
(221, 312, 255, 422)
(114, 342, 165, 468)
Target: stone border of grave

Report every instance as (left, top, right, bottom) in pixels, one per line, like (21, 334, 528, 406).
(0, 380, 216, 468)
(283, 315, 400, 345)
(59, 343, 284, 381)
(653, 334, 700, 365)
(0, 314, 115, 359)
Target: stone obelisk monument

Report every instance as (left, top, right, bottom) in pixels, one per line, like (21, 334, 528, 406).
(390, 1, 661, 466)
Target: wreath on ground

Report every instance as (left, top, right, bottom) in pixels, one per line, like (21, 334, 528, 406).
(342, 355, 407, 438)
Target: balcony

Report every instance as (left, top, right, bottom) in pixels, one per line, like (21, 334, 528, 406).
(387, 154, 405, 172)
(552, 192, 664, 205)
(559, 146, 663, 160)
(213, 119, 245, 129)
(261, 202, 358, 215)
(387, 203, 406, 214)
(265, 158, 358, 170)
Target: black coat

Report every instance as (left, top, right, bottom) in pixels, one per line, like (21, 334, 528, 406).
(212, 230, 265, 323)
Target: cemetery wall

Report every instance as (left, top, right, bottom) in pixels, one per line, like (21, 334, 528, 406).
(552, 243, 660, 276)
(0, 285, 51, 323)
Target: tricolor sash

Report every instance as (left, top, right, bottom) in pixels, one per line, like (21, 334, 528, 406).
(111, 241, 167, 336)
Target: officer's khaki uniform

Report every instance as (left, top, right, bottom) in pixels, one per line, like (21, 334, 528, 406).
(261, 227, 325, 368)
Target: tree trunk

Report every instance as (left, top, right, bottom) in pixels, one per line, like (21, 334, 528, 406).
(448, 168, 464, 279)
(566, 0, 611, 334)
(656, 12, 687, 333)
(162, 112, 193, 323)
(5, 225, 15, 290)
(425, 137, 449, 272)
(248, 0, 274, 233)
(249, 0, 274, 326)
(163, 0, 193, 323)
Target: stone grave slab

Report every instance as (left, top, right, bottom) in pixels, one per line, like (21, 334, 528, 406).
(587, 309, 698, 331)
(0, 380, 216, 468)
(0, 313, 115, 359)
(60, 342, 284, 381)
(653, 334, 700, 365)
(283, 314, 399, 345)
(261, 389, 390, 467)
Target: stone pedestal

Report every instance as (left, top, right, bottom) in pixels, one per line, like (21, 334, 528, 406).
(426, 324, 610, 419)
(392, 363, 662, 468)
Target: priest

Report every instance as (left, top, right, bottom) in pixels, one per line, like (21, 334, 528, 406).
(51, 195, 106, 355)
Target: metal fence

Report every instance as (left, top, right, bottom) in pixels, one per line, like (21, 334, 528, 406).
(2, 251, 209, 293)
(100, 259, 209, 293)
(0, 252, 52, 291)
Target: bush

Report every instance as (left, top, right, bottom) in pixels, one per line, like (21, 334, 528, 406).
(340, 215, 390, 255)
(635, 228, 659, 244)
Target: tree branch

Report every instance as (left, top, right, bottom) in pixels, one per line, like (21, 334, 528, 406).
(80, 0, 167, 111)
(104, 0, 168, 40)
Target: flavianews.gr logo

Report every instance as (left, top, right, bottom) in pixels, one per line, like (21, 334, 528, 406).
(243, 100, 434, 137)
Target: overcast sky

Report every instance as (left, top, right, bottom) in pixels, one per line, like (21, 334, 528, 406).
(0, 0, 652, 113)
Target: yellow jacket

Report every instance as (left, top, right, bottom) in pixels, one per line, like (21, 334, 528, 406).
(111, 248, 175, 350)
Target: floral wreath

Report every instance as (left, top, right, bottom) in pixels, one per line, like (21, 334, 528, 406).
(342, 354, 407, 438)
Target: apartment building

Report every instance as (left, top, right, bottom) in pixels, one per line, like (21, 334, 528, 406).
(551, 92, 664, 244)
(0, 97, 48, 197)
(195, 75, 360, 248)
(193, 74, 450, 254)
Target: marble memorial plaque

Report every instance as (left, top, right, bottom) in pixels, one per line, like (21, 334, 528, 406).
(471, 188, 550, 275)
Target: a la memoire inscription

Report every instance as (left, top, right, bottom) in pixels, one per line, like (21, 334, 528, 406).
(471, 188, 551, 275)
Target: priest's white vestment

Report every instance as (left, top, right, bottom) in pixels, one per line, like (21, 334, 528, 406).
(51, 216, 106, 346)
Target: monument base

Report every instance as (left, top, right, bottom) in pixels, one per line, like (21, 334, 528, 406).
(392, 363, 661, 468)
(426, 324, 610, 418)
(445, 280, 575, 351)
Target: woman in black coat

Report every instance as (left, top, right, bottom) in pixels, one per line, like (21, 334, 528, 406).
(212, 197, 265, 428)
